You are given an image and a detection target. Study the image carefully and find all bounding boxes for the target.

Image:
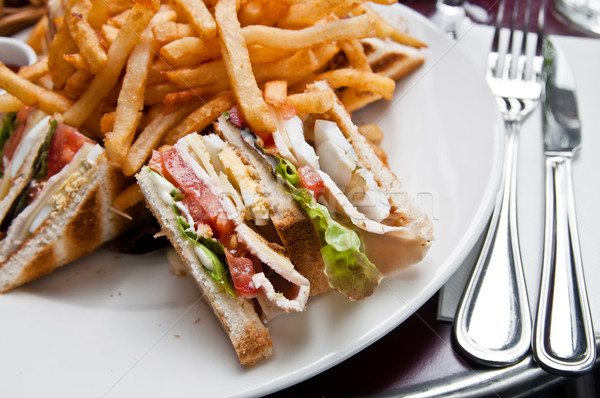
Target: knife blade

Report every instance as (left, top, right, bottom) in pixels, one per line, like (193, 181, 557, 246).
(533, 38, 596, 376)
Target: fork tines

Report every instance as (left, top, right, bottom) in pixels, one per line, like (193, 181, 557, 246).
(489, 0, 547, 81)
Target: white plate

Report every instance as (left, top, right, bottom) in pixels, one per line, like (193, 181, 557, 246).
(0, 5, 503, 397)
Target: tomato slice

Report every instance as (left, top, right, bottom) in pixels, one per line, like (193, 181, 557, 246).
(228, 105, 246, 129)
(160, 148, 236, 238)
(2, 106, 32, 167)
(46, 123, 94, 178)
(225, 249, 260, 296)
(298, 164, 324, 199)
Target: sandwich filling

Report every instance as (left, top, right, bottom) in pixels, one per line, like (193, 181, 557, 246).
(145, 133, 309, 320)
(225, 101, 424, 299)
(0, 110, 98, 259)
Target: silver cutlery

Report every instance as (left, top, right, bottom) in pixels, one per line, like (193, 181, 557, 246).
(533, 38, 596, 375)
(453, 0, 546, 366)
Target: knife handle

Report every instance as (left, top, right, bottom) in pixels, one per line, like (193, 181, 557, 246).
(533, 156, 596, 375)
(453, 122, 531, 366)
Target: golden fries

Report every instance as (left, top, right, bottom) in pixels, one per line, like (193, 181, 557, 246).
(0, 94, 25, 113)
(281, 0, 354, 28)
(314, 68, 396, 100)
(112, 183, 144, 211)
(215, 0, 275, 135)
(0, 0, 426, 180)
(122, 103, 198, 176)
(63, 0, 160, 127)
(0, 62, 73, 114)
(286, 90, 335, 114)
(66, 0, 108, 74)
(164, 91, 235, 145)
(174, 0, 217, 39)
(264, 80, 287, 107)
(242, 15, 375, 51)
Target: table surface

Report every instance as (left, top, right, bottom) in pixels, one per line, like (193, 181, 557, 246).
(267, 2, 600, 397)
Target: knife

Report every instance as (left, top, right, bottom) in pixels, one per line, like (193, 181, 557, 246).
(533, 38, 596, 376)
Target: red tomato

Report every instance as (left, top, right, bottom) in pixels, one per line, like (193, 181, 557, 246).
(225, 249, 259, 296)
(160, 148, 236, 238)
(46, 123, 94, 178)
(298, 165, 324, 199)
(228, 105, 245, 129)
(2, 106, 32, 167)
(148, 150, 165, 174)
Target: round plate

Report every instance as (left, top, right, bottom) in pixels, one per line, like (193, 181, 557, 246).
(0, 5, 503, 397)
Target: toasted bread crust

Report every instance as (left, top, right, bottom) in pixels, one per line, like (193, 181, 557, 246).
(137, 167, 273, 366)
(215, 119, 330, 295)
(0, 153, 132, 293)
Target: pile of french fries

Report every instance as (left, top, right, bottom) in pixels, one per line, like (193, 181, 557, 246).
(0, 0, 426, 209)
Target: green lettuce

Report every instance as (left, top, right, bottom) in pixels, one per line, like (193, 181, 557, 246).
(275, 159, 382, 300)
(0, 112, 18, 177)
(32, 119, 57, 180)
(146, 167, 237, 297)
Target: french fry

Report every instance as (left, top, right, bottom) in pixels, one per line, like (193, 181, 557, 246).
(338, 87, 381, 112)
(280, 0, 353, 28)
(242, 15, 375, 51)
(285, 90, 335, 114)
(89, 0, 111, 29)
(48, 18, 78, 90)
(144, 82, 180, 105)
(63, 0, 160, 127)
(122, 103, 198, 176)
(64, 69, 94, 98)
(254, 49, 319, 86)
(26, 15, 49, 55)
(100, 111, 116, 134)
(215, 0, 275, 134)
(164, 91, 235, 145)
(174, 0, 217, 39)
(358, 4, 426, 48)
(247, 45, 294, 64)
(0, 62, 73, 114)
(108, 9, 131, 28)
(18, 56, 49, 82)
(101, 24, 120, 45)
(62, 53, 93, 72)
(152, 22, 195, 45)
(264, 80, 287, 107)
(339, 39, 371, 72)
(0, 94, 25, 113)
(162, 80, 229, 112)
(314, 68, 395, 99)
(112, 183, 144, 211)
(158, 37, 221, 68)
(105, 7, 175, 165)
(239, 0, 288, 27)
(65, 0, 108, 74)
(358, 124, 384, 144)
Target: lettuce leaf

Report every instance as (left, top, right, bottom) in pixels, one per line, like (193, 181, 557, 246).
(0, 112, 18, 177)
(146, 167, 237, 297)
(175, 213, 237, 297)
(32, 119, 57, 180)
(276, 159, 382, 300)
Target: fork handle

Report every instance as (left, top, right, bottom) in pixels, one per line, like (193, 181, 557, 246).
(453, 121, 532, 366)
(533, 155, 596, 375)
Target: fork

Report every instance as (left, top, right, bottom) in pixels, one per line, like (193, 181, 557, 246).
(453, 0, 547, 367)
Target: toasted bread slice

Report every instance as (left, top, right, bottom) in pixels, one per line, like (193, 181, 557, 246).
(0, 149, 131, 292)
(137, 164, 273, 366)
